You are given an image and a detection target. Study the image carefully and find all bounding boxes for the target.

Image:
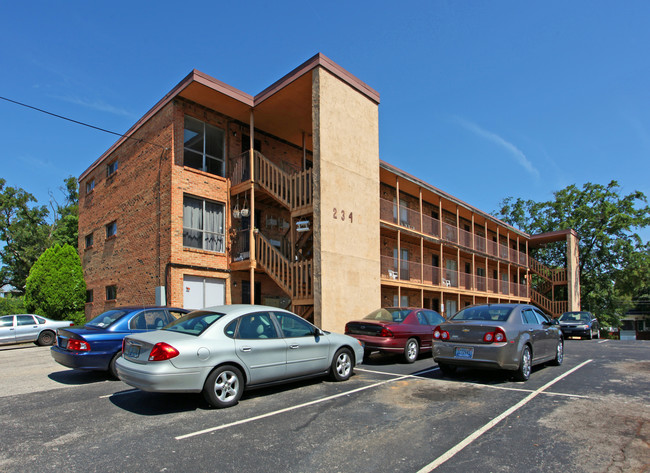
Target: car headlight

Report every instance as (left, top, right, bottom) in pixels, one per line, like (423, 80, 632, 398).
(578, 325, 589, 329)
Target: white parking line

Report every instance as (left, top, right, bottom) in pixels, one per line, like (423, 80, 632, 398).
(99, 389, 139, 399)
(416, 359, 593, 472)
(175, 375, 411, 440)
(597, 339, 608, 344)
(357, 366, 591, 399)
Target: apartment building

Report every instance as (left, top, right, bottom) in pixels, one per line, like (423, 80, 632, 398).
(78, 53, 579, 332)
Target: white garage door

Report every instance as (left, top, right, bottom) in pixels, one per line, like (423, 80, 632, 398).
(183, 276, 225, 310)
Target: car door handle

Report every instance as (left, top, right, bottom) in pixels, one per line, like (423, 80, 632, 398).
(240, 347, 252, 352)
(289, 344, 300, 349)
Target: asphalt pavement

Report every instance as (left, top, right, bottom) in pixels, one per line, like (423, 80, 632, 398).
(0, 338, 648, 472)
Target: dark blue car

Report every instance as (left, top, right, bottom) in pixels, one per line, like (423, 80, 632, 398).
(51, 306, 188, 378)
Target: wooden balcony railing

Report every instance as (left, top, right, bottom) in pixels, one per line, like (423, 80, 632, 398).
(380, 255, 529, 298)
(379, 197, 527, 265)
(231, 151, 312, 212)
(531, 290, 567, 318)
(256, 232, 312, 300)
(529, 257, 567, 284)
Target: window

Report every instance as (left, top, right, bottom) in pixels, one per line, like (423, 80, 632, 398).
(85, 233, 94, 248)
(183, 196, 225, 252)
(107, 160, 118, 176)
(236, 313, 278, 339)
(106, 285, 117, 301)
(86, 290, 94, 303)
(275, 312, 315, 338)
(184, 116, 225, 176)
(17, 315, 36, 326)
(0, 316, 13, 327)
(86, 179, 95, 194)
(106, 221, 117, 238)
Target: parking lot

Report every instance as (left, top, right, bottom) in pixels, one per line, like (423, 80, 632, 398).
(1, 339, 648, 472)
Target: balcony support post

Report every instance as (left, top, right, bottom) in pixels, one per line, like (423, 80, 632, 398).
(249, 110, 256, 303)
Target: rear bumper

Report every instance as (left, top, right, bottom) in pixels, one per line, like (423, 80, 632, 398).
(115, 357, 206, 393)
(347, 334, 406, 353)
(433, 341, 520, 371)
(50, 346, 112, 371)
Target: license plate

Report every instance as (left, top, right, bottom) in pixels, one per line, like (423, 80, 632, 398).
(454, 347, 474, 359)
(126, 344, 141, 358)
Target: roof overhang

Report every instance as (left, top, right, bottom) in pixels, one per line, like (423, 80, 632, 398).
(80, 53, 379, 181)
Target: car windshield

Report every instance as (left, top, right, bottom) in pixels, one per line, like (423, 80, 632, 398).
(164, 310, 226, 336)
(363, 308, 411, 323)
(559, 312, 591, 323)
(451, 306, 514, 322)
(85, 309, 130, 328)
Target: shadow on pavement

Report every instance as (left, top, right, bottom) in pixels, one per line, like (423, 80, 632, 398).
(48, 369, 113, 385)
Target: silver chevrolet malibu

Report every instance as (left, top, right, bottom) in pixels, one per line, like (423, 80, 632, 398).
(432, 303, 563, 381)
(116, 305, 364, 408)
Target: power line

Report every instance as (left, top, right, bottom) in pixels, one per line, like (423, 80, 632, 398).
(0, 95, 168, 150)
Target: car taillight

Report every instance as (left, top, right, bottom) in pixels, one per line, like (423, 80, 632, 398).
(483, 327, 507, 343)
(122, 338, 126, 354)
(433, 326, 450, 341)
(67, 339, 90, 351)
(379, 327, 394, 337)
(344, 323, 350, 333)
(148, 342, 179, 361)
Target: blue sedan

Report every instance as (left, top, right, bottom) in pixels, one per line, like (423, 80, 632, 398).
(51, 306, 188, 378)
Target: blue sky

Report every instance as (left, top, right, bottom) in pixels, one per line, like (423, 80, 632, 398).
(1, 1, 649, 239)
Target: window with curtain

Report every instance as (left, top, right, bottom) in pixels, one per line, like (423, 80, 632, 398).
(184, 116, 225, 177)
(183, 196, 224, 252)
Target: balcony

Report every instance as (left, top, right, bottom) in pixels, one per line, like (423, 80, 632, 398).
(379, 197, 527, 265)
(380, 255, 529, 298)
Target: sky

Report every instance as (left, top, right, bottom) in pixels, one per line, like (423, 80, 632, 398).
(1, 1, 649, 239)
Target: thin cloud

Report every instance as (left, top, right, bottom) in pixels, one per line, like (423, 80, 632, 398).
(52, 94, 134, 118)
(454, 117, 540, 179)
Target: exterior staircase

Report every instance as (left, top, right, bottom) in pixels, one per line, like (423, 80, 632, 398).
(528, 257, 569, 318)
(230, 150, 314, 313)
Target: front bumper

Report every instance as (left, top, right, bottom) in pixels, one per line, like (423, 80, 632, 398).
(560, 327, 591, 338)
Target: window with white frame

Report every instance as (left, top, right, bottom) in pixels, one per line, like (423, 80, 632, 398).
(86, 179, 95, 194)
(183, 196, 225, 252)
(184, 116, 225, 176)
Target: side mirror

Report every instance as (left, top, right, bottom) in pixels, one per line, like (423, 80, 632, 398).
(314, 328, 324, 337)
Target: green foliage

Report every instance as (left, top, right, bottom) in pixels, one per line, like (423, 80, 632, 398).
(0, 178, 51, 292)
(0, 294, 26, 315)
(0, 177, 80, 293)
(51, 176, 79, 248)
(24, 244, 86, 321)
(498, 181, 650, 326)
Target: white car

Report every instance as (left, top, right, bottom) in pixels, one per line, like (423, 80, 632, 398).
(117, 305, 364, 408)
(0, 314, 74, 346)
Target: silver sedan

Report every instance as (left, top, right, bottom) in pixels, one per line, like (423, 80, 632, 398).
(0, 314, 74, 346)
(116, 305, 364, 408)
(432, 304, 563, 381)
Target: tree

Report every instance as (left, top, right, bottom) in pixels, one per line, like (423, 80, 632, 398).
(50, 176, 79, 248)
(498, 181, 650, 327)
(0, 179, 50, 293)
(24, 243, 86, 324)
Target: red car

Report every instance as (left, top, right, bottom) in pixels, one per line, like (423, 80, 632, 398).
(345, 307, 445, 363)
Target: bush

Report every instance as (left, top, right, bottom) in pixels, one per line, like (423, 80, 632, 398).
(25, 244, 86, 321)
(0, 295, 26, 315)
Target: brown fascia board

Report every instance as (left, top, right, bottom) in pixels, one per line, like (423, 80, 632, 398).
(379, 160, 531, 239)
(529, 229, 579, 245)
(254, 52, 380, 106)
(79, 70, 254, 181)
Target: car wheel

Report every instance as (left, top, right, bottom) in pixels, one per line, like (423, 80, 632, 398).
(330, 348, 353, 381)
(36, 330, 55, 346)
(203, 365, 244, 408)
(438, 363, 456, 377)
(403, 338, 419, 364)
(550, 340, 564, 366)
(594, 329, 599, 339)
(514, 346, 532, 381)
(586, 331, 592, 340)
(109, 351, 122, 379)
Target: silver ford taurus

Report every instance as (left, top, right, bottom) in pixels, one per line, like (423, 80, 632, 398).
(116, 305, 364, 408)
